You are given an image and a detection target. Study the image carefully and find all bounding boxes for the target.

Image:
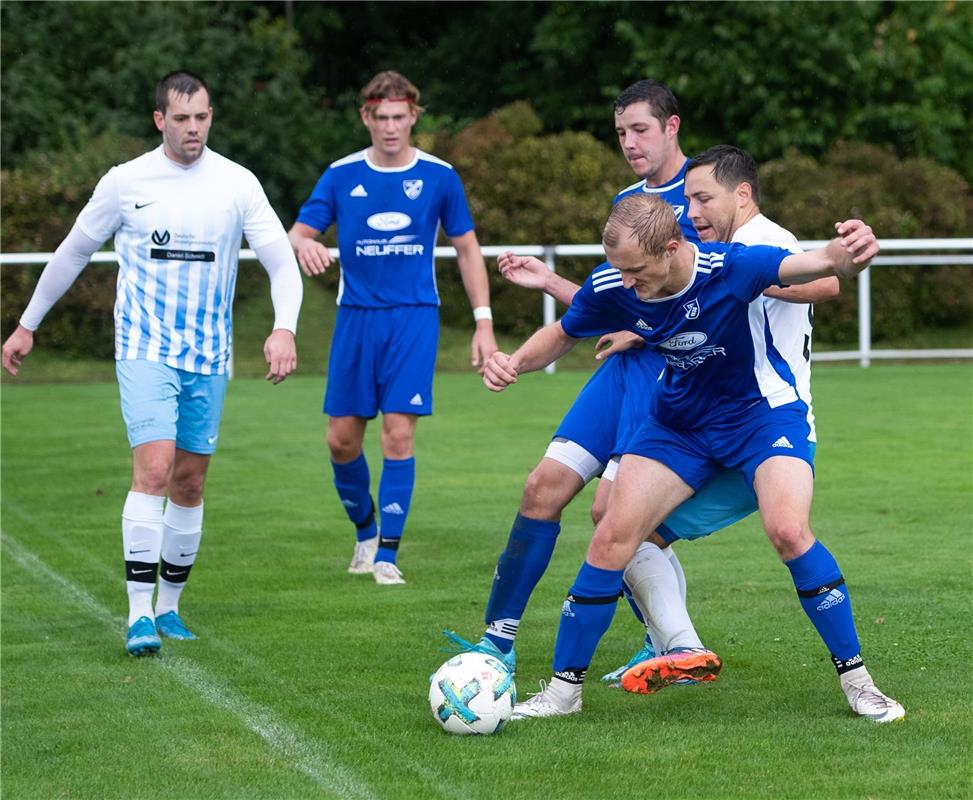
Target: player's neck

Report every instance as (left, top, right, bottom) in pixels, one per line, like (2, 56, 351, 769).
(642, 150, 687, 189)
(651, 243, 695, 298)
(367, 145, 416, 169)
(731, 204, 761, 236)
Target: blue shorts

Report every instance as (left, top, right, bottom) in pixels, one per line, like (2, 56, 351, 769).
(552, 349, 664, 466)
(658, 442, 817, 543)
(325, 305, 439, 418)
(116, 359, 228, 454)
(625, 399, 814, 492)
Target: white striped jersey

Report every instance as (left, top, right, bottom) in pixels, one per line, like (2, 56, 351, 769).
(295, 148, 474, 308)
(560, 242, 800, 430)
(75, 146, 286, 374)
(733, 215, 817, 441)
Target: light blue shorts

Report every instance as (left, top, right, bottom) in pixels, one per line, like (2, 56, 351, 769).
(325, 305, 438, 418)
(658, 442, 816, 543)
(116, 360, 228, 454)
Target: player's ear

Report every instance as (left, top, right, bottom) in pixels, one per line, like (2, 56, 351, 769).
(665, 114, 681, 137)
(737, 181, 753, 206)
(153, 110, 165, 133)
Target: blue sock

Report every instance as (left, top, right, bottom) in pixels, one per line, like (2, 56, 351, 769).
(331, 454, 376, 542)
(376, 457, 415, 564)
(552, 561, 624, 683)
(786, 539, 862, 671)
(483, 514, 561, 653)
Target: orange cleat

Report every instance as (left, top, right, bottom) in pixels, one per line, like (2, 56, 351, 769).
(620, 647, 722, 694)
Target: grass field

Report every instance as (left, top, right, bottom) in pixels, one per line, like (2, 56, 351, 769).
(2, 365, 971, 799)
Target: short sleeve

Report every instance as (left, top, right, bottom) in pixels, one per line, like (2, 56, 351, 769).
(75, 167, 123, 242)
(295, 168, 337, 234)
(722, 243, 791, 302)
(440, 169, 475, 238)
(559, 268, 619, 338)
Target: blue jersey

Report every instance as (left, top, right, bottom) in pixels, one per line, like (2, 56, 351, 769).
(614, 158, 698, 245)
(560, 242, 800, 429)
(296, 148, 475, 308)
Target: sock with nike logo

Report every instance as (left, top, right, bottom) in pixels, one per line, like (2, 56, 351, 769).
(155, 500, 204, 618)
(123, 491, 164, 626)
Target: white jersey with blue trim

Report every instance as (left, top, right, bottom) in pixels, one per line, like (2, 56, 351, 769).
(560, 242, 799, 429)
(75, 146, 286, 375)
(614, 158, 699, 245)
(733, 214, 817, 441)
(295, 148, 475, 308)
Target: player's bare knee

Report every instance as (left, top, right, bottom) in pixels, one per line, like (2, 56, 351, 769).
(590, 495, 608, 527)
(764, 519, 813, 560)
(519, 465, 564, 520)
(327, 431, 360, 463)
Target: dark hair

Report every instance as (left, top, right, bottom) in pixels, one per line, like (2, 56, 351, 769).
(155, 71, 209, 114)
(603, 194, 684, 257)
(613, 79, 679, 129)
(687, 144, 761, 204)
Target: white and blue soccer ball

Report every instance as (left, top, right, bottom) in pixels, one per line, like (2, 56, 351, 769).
(428, 651, 516, 735)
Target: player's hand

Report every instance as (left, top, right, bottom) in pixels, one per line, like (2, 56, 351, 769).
(2, 326, 34, 376)
(295, 238, 333, 277)
(832, 220, 879, 278)
(263, 329, 297, 384)
(595, 330, 644, 360)
(482, 350, 518, 392)
(471, 324, 498, 374)
(498, 252, 550, 291)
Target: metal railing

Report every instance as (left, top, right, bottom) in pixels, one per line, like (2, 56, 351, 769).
(2, 238, 971, 371)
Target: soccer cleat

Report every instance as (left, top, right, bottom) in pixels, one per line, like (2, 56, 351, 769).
(441, 629, 517, 674)
(347, 536, 378, 574)
(373, 560, 406, 585)
(841, 671, 905, 723)
(126, 616, 161, 656)
(601, 641, 656, 687)
(511, 680, 582, 720)
(154, 610, 198, 640)
(620, 647, 722, 694)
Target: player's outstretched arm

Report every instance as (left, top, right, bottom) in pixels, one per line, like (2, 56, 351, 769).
(287, 222, 333, 277)
(452, 230, 497, 371)
(778, 220, 879, 284)
(497, 251, 581, 305)
(482, 321, 577, 392)
(764, 276, 840, 304)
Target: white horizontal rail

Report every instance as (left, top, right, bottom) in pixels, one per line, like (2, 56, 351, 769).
(2, 239, 970, 369)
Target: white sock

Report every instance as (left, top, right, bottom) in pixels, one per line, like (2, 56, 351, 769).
(155, 501, 203, 617)
(665, 546, 688, 603)
(625, 541, 703, 652)
(122, 492, 164, 627)
(548, 676, 583, 707)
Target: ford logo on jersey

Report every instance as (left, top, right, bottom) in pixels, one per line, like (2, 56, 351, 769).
(367, 212, 412, 232)
(661, 332, 707, 350)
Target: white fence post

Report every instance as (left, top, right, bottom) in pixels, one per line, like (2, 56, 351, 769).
(543, 245, 557, 374)
(858, 268, 872, 368)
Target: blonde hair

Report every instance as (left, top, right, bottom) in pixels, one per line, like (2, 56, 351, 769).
(359, 70, 424, 115)
(603, 194, 683, 256)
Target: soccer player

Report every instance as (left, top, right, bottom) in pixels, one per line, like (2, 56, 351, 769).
(484, 195, 904, 723)
(1, 71, 303, 656)
(600, 144, 840, 681)
(288, 71, 496, 585)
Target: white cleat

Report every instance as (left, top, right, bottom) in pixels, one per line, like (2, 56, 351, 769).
(511, 680, 582, 720)
(841, 671, 905, 723)
(373, 560, 406, 585)
(347, 537, 378, 574)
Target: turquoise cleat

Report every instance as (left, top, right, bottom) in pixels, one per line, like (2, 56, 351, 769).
(441, 629, 516, 674)
(126, 616, 161, 656)
(601, 641, 657, 687)
(154, 610, 198, 640)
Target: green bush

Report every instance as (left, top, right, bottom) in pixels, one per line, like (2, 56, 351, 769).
(760, 141, 972, 344)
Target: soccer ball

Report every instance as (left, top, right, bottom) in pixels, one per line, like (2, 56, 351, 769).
(428, 651, 516, 735)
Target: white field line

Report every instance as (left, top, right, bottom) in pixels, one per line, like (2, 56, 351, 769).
(1, 530, 378, 800)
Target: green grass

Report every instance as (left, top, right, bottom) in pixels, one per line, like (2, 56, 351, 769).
(2, 365, 972, 799)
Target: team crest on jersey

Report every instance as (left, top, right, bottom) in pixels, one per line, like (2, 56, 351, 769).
(683, 298, 700, 319)
(672, 205, 685, 219)
(403, 179, 423, 200)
